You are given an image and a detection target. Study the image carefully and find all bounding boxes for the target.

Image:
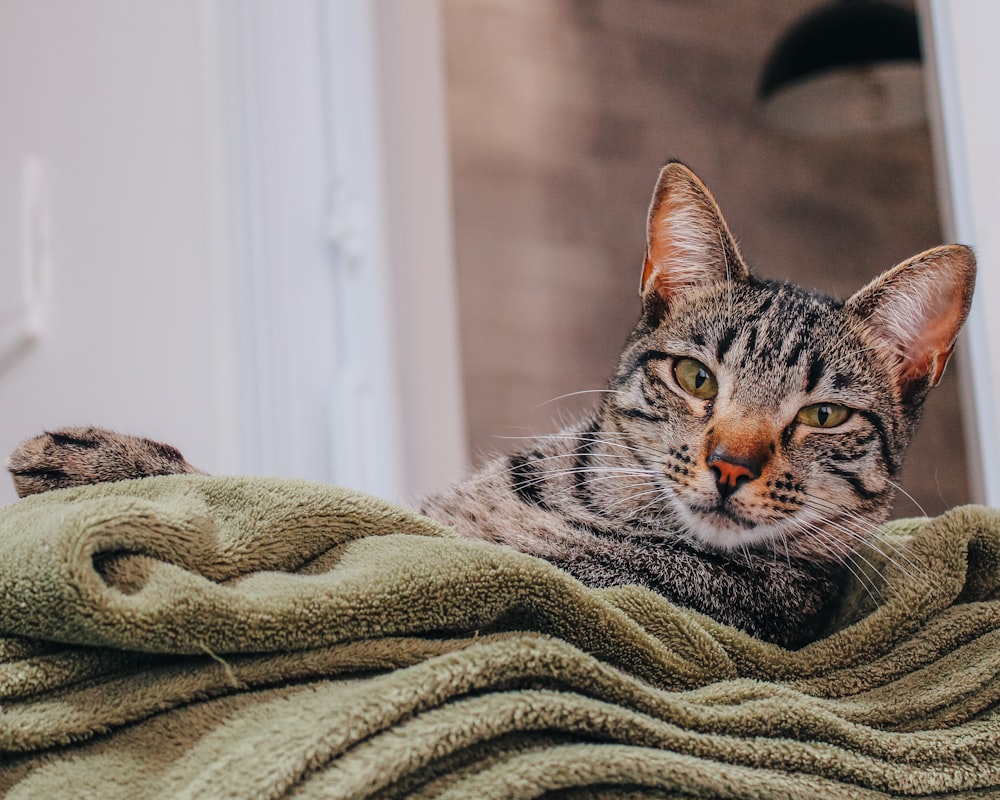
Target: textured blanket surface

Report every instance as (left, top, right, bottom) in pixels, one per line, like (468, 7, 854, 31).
(1, 475, 999, 798)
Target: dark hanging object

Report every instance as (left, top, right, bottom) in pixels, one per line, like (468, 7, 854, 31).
(758, 1, 925, 135)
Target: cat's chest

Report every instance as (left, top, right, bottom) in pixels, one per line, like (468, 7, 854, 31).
(420, 465, 622, 561)
(421, 449, 842, 646)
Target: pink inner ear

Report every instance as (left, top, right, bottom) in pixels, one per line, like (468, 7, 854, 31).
(897, 299, 963, 386)
(641, 254, 658, 296)
(859, 246, 976, 389)
(641, 171, 743, 306)
(643, 189, 690, 304)
(642, 203, 697, 305)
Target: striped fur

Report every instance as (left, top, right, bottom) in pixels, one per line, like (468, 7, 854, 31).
(422, 163, 976, 646)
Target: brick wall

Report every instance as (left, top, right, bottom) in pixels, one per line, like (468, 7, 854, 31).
(442, 0, 966, 516)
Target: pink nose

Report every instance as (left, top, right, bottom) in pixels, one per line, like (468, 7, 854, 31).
(706, 447, 763, 499)
(708, 458, 755, 488)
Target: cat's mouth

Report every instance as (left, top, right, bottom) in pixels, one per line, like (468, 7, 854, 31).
(678, 499, 787, 552)
(688, 500, 756, 529)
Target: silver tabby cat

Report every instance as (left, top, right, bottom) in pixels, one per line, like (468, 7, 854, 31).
(7, 162, 976, 647)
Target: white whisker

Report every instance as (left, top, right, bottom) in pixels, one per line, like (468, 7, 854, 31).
(531, 388, 628, 410)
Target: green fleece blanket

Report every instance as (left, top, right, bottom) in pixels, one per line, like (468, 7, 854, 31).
(1, 476, 999, 798)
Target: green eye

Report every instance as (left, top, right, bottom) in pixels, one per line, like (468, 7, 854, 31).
(797, 403, 852, 429)
(673, 358, 718, 400)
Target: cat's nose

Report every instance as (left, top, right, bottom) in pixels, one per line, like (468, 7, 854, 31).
(707, 447, 762, 499)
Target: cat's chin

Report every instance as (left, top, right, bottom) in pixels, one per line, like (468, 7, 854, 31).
(675, 503, 788, 553)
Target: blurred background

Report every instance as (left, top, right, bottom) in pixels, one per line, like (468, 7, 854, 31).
(1, 0, 998, 517)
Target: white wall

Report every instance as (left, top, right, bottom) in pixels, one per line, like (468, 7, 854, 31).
(0, 0, 466, 507)
(0, 1, 239, 508)
(922, 0, 1000, 505)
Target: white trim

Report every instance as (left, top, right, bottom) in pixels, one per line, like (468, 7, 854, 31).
(212, 0, 406, 497)
(0, 158, 48, 370)
(921, 0, 1000, 505)
(319, 0, 407, 500)
(206, 0, 465, 502)
(374, 0, 469, 500)
(214, 0, 323, 479)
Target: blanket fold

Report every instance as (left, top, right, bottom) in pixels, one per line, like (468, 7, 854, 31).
(1, 475, 999, 798)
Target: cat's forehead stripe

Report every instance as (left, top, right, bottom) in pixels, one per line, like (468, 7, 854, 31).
(806, 357, 825, 394)
(742, 326, 759, 367)
(627, 349, 672, 377)
(716, 327, 737, 362)
(784, 339, 806, 368)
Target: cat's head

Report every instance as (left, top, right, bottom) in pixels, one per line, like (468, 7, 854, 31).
(609, 162, 976, 559)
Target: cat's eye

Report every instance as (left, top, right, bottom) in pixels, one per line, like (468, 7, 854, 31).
(673, 358, 718, 400)
(797, 403, 852, 429)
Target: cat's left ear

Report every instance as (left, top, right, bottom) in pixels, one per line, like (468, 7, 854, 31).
(640, 162, 749, 309)
(846, 244, 976, 392)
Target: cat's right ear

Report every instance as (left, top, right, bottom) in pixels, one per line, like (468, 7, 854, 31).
(846, 244, 976, 396)
(640, 162, 749, 310)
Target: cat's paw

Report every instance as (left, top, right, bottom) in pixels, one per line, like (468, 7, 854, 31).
(6, 426, 203, 498)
